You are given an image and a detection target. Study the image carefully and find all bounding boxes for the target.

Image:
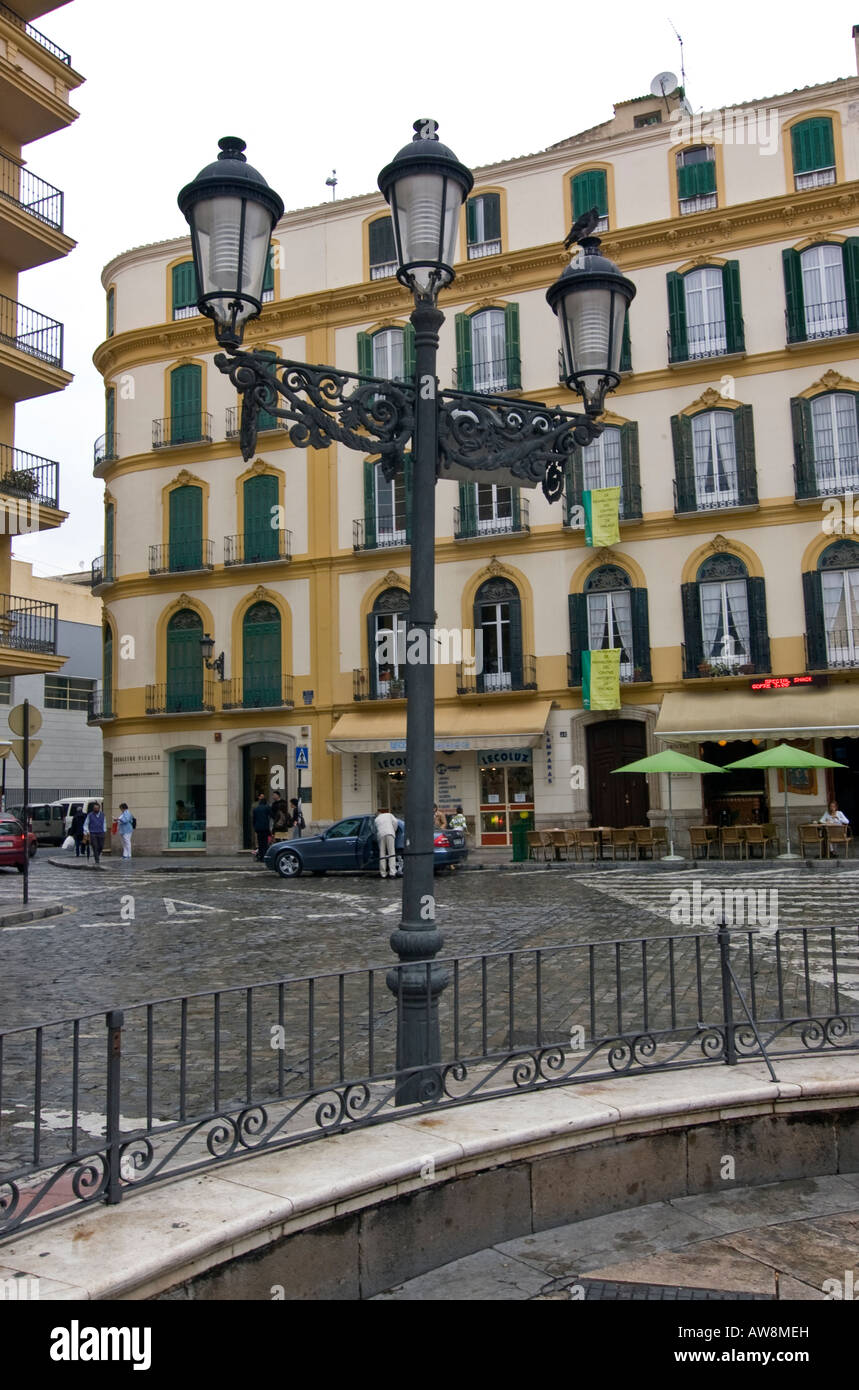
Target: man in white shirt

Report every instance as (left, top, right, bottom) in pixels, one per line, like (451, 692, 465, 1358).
(374, 808, 399, 879)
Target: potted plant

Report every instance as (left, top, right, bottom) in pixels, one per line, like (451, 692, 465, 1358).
(697, 661, 713, 677)
(388, 677, 405, 698)
(1, 469, 38, 497)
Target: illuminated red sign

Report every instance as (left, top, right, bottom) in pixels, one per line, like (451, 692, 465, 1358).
(750, 675, 815, 691)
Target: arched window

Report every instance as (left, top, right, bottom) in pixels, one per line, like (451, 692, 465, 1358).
(368, 216, 396, 280)
(671, 406, 757, 513)
(167, 363, 204, 444)
(804, 539, 859, 670)
(667, 263, 744, 362)
(473, 577, 525, 692)
(466, 193, 502, 256)
(166, 608, 203, 712)
(167, 484, 203, 571)
(357, 324, 414, 383)
(784, 241, 859, 343)
(681, 553, 770, 678)
(676, 145, 716, 214)
(570, 170, 608, 231)
(243, 472, 279, 562)
(242, 601, 282, 707)
(568, 567, 651, 686)
(792, 391, 859, 498)
(172, 261, 199, 320)
(791, 118, 835, 190)
(455, 304, 521, 394)
(103, 626, 113, 719)
(368, 587, 409, 698)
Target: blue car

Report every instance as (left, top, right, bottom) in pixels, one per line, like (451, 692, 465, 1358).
(263, 814, 468, 879)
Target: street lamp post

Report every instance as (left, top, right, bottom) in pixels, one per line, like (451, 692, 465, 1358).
(178, 123, 635, 1105)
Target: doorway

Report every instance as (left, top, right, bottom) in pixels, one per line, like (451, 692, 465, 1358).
(242, 742, 290, 848)
(825, 737, 859, 828)
(586, 720, 648, 826)
(700, 740, 767, 825)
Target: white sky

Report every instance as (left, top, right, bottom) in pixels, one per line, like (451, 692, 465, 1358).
(12, 0, 859, 576)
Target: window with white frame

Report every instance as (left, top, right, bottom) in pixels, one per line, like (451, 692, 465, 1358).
(466, 194, 502, 259)
(822, 567, 859, 667)
(581, 426, 623, 509)
(691, 411, 739, 508)
(684, 267, 727, 358)
(475, 483, 513, 533)
(586, 584, 634, 680)
(471, 309, 508, 393)
(699, 576, 750, 670)
(676, 146, 717, 214)
(372, 327, 405, 381)
(801, 244, 848, 340)
(810, 394, 859, 493)
(375, 460, 407, 546)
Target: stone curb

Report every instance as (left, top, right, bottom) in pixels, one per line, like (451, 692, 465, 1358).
(0, 901, 64, 928)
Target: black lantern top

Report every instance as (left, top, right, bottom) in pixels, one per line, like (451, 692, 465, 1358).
(378, 120, 474, 299)
(199, 632, 215, 662)
(178, 137, 285, 348)
(547, 236, 636, 415)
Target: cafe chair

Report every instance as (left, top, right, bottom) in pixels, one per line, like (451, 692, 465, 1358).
(551, 829, 569, 861)
(577, 828, 600, 862)
(526, 830, 544, 862)
(634, 827, 656, 859)
(743, 825, 774, 860)
(652, 826, 668, 857)
(720, 826, 746, 861)
(564, 827, 581, 861)
(612, 826, 637, 861)
(825, 824, 850, 858)
(689, 827, 714, 860)
(599, 826, 616, 860)
(798, 824, 823, 860)
(540, 830, 556, 861)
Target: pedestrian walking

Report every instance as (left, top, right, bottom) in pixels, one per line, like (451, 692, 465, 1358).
(84, 801, 106, 865)
(271, 796, 290, 835)
(433, 804, 446, 830)
(289, 797, 305, 840)
(71, 805, 89, 860)
(117, 803, 134, 858)
(448, 805, 467, 833)
(252, 793, 272, 863)
(374, 807, 399, 879)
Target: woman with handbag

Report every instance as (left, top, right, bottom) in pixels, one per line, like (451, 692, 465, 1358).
(84, 802, 106, 865)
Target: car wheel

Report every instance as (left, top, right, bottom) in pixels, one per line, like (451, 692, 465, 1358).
(275, 850, 302, 878)
(16, 863, 25, 873)
(29, 846, 36, 858)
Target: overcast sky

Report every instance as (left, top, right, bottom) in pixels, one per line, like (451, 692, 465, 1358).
(12, 0, 859, 577)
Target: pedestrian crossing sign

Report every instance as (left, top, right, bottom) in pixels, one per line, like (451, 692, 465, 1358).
(295, 746, 309, 768)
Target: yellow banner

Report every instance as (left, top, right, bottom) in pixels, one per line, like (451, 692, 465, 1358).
(584, 486, 620, 547)
(583, 647, 621, 711)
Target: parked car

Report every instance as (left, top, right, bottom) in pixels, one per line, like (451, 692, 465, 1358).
(8, 802, 66, 846)
(263, 814, 468, 879)
(0, 813, 38, 871)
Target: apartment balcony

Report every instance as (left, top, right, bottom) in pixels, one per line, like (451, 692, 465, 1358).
(567, 652, 651, 687)
(86, 688, 115, 724)
(674, 462, 759, 515)
(564, 484, 642, 526)
(681, 644, 766, 680)
(0, 3, 71, 62)
(786, 299, 854, 346)
(353, 518, 409, 552)
(467, 239, 501, 259)
(353, 668, 408, 701)
(451, 355, 521, 394)
(221, 675, 294, 711)
(806, 629, 859, 673)
(455, 656, 537, 695)
(90, 553, 117, 590)
(0, 293, 66, 399)
(93, 432, 118, 466)
(369, 261, 397, 281)
(148, 540, 215, 576)
(145, 682, 216, 716)
(668, 319, 744, 365)
(225, 406, 288, 439)
(0, 4, 82, 144)
(224, 530, 292, 566)
(0, 591, 61, 676)
(454, 496, 529, 540)
(0, 151, 70, 270)
(152, 413, 213, 449)
(0, 443, 60, 529)
(794, 455, 859, 502)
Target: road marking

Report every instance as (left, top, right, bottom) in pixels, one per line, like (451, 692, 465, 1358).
(163, 897, 225, 915)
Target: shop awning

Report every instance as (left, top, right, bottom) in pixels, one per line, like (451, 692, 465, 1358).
(326, 700, 554, 754)
(655, 688, 859, 742)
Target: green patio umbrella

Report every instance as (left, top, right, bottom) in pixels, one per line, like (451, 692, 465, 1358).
(612, 749, 726, 861)
(723, 743, 847, 860)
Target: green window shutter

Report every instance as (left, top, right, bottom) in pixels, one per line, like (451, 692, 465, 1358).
(619, 421, 641, 520)
(243, 602, 281, 706)
(367, 613, 379, 695)
(504, 302, 521, 389)
(667, 271, 688, 362)
(508, 597, 524, 688)
(681, 581, 704, 675)
(262, 246, 275, 294)
(619, 310, 631, 372)
(362, 457, 376, 549)
(168, 485, 203, 571)
(368, 217, 395, 267)
(843, 238, 859, 334)
(357, 331, 374, 376)
(802, 570, 827, 669)
(511, 487, 521, 531)
(746, 577, 770, 673)
(403, 454, 413, 543)
(630, 589, 651, 681)
(403, 322, 415, 378)
(256, 349, 278, 431)
(166, 610, 203, 711)
(782, 249, 806, 343)
(172, 261, 198, 313)
(455, 312, 473, 393)
(105, 388, 115, 452)
(723, 260, 745, 354)
(791, 118, 835, 175)
(671, 414, 696, 513)
(572, 170, 607, 219)
(170, 364, 202, 442)
(457, 482, 475, 537)
(734, 404, 758, 506)
(105, 504, 115, 580)
(790, 396, 815, 499)
(107, 288, 115, 338)
(483, 193, 501, 241)
(103, 628, 113, 717)
(243, 473, 279, 562)
(466, 199, 478, 244)
(676, 158, 716, 200)
(567, 593, 587, 686)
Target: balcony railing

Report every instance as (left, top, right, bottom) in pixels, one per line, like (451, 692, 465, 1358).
(222, 675, 294, 710)
(794, 167, 836, 191)
(0, 443, 58, 507)
(668, 319, 740, 364)
(152, 414, 213, 448)
(0, 592, 57, 653)
(467, 239, 502, 259)
(0, 293, 62, 367)
(225, 406, 287, 439)
(564, 485, 642, 525)
(93, 432, 118, 466)
(808, 629, 859, 672)
(795, 456, 859, 501)
(787, 299, 850, 344)
(86, 688, 114, 723)
(224, 531, 292, 566)
(567, 652, 649, 686)
(353, 518, 409, 551)
(90, 554, 117, 589)
(0, 152, 63, 230)
(456, 655, 537, 695)
(451, 355, 521, 394)
(681, 644, 763, 679)
(145, 682, 216, 715)
(674, 462, 759, 514)
(369, 261, 397, 281)
(353, 668, 408, 701)
(149, 540, 214, 576)
(678, 193, 718, 215)
(0, 3, 72, 64)
(454, 496, 529, 539)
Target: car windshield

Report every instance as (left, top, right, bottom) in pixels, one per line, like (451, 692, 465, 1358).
(0, 819, 23, 834)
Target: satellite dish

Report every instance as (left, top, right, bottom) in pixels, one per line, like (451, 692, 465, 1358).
(650, 70, 679, 98)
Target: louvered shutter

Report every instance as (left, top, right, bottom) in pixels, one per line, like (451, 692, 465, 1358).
(746, 577, 770, 672)
(504, 302, 521, 389)
(166, 611, 203, 711)
(619, 311, 631, 372)
(466, 199, 478, 245)
(256, 349, 278, 431)
(782, 249, 806, 343)
(403, 455, 413, 544)
(677, 159, 716, 199)
(105, 389, 115, 455)
(458, 482, 475, 538)
(262, 246, 275, 295)
(508, 596, 524, 688)
(723, 261, 745, 354)
(244, 473, 279, 562)
(619, 421, 641, 520)
(565, 448, 585, 522)
(843, 238, 859, 335)
(802, 571, 827, 669)
(172, 261, 198, 315)
(572, 170, 607, 219)
(667, 272, 688, 362)
(362, 458, 376, 550)
(455, 313, 473, 392)
(511, 488, 521, 531)
(681, 582, 704, 675)
(568, 593, 587, 686)
(483, 194, 501, 241)
(791, 397, 816, 499)
(357, 331, 373, 376)
(734, 404, 758, 506)
(170, 365, 202, 443)
(671, 414, 696, 513)
(630, 589, 651, 681)
(791, 118, 835, 174)
(403, 322, 415, 378)
(369, 217, 395, 269)
(105, 504, 115, 582)
(169, 485, 203, 571)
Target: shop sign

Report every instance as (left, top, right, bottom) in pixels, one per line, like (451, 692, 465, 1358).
(477, 749, 533, 765)
(374, 754, 407, 771)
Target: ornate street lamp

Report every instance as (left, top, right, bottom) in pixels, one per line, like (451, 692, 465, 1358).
(547, 236, 636, 414)
(199, 632, 225, 681)
(378, 119, 473, 298)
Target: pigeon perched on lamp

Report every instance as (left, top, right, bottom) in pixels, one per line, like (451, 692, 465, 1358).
(564, 206, 601, 249)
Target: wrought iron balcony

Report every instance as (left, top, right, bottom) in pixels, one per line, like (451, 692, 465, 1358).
(149, 540, 214, 575)
(674, 462, 759, 514)
(225, 406, 288, 439)
(0, 293, 62, 366)
(787, 299, 850, 345)
(369, 260, 397, 281)
(86, 688, 114, 723)
(0, 443, 58, 507)
(794, 456, 859, 501)
(221, 675, 294, 710)
(678, 192, 718, 215)
(145, 682, 216, 715)
(353, 518, 410, 551)
(454, 495, 529, 539)
(224, 530, 292, 566)
(353, 668, 408, 701)
(91, 553, 117, 589)
(567, 651, 648, 686)
(681, 644, 763, 680)
(93, 432, 118, 466)
(794, 167, 836, 191)
(0, 3, 72, 65)
(0, 151, 63, 230)
(151, 413, 213, 448)
(668, 319, 739, 364)
(563, 484, 642, 525)
(456, 655, 537, 695)
(0, 592, 57, 653)
(451, 355, 521, 394)
(806, 629, 859, 672)
(467, 239, 502, 259)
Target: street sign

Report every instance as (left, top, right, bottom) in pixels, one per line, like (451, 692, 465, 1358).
(11, 738, 41, 770)
(295, 745, 309, 769)
(8, 704, 42, 737)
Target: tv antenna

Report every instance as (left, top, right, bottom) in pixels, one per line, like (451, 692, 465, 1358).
(325, 169, 338, 201)
(668, 17, 687, 95)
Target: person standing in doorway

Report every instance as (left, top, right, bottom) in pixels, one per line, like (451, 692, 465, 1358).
(374, 806, 398, 879)
(252, 793, 272, 863)
(84, 801, 106, 865)
(289, 798, 305, 839)
(117, 803, 134, 859)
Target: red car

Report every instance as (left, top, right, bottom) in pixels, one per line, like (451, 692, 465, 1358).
(0, 814, 38, 872)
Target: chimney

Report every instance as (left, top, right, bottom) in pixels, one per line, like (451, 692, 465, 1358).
(854, 23, 859, 75)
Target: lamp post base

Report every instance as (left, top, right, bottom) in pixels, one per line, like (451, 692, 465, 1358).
(777, 852, 801, 860)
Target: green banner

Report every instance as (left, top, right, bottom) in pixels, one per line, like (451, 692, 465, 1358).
(582, 647, 621, 711)
(583, 486, 620, 546)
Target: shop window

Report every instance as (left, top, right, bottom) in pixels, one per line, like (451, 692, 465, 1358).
(169, 748, 206, 847)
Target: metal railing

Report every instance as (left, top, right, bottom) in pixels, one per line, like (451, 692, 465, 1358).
(681, 643, 764, 679)
(353, 667, 407, 701)
(369, 261, 397, 280)
(451, 356, 521, 394)
(225, 406, 288, 438)
(668, 319, 740, 363)
(353, 518, 409, 550)
(678, 192, 718, 215)
(151, 414, 213, 448)
(0, 293, 62, 367)
(221, 675, 294, 710)
(787, 299, 850, 344)
(224, 531, 292, 566)
(0, 3, 72, 65)
(808, 628, 859, 671)
(794, 456, 859, 500)
(794, 167, 836, 191)
(674, 462, 759, 514)
(0, 443, 58, 507)
(0, 152, 63, 230)
(467, 239, 502, 259)
(567, 651, 648, 686)
(93, 432, 117, 466)
(456, 654, 537, 694)
(564, 484, 642, 524)
(86, 688, 114, 723)
(0, 923, 855, 1238)
(90, 554, 116, 589)
(454, 495, 529, 539)
(145, 682, 216, 715)
(149, 540, 214, 575)
(0, 592, 57, 653)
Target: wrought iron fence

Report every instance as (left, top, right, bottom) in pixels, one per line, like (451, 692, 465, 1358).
(567, 651, 649, 687)
(454, 495, 529, 539)
(668, 319, 738, 363)
(0, 293, 62, 367)
(0, 443, 58, 508)
(145, 682, 215, 715)
(681, 643, 764, 679)
(93, 432, 118, 466)
(353, 667, 407, 701)
(0, 2, 72, 64)
(353, 518, 409, 551)
(148, 539, 214, 575)
(225, 406, 288, 438)
(0, 593, 56, 653)
(451, 356, 521, 393)
(90, 553, 116, 589)
(0, 151, 63, 229)
(564, 482, 642, 524)
(221, 675, 294, 710)
(674, 460, 759, 514)
(0, 924, 856, 1238)
(456, 653, 537, 694)
(224, 530, 292, 566)
(86, 688, 113, 723)
(794, 456, 859, 500)
(787, 299, 849, 344)
(151, 414, 213, 448)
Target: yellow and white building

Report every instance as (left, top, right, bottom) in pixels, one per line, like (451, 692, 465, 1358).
(93, 40, 859, 852)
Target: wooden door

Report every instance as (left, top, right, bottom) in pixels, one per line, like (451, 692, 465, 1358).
(586, 720, 648, 827)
